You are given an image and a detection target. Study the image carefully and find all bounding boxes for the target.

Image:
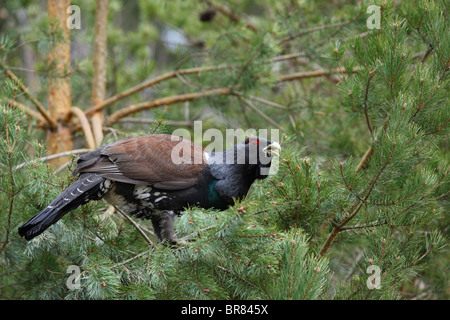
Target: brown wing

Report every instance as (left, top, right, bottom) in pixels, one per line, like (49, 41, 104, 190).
(74, 134, 207, 190)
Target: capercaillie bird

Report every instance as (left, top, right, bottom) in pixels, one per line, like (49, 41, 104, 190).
(18, 134, 280, 244)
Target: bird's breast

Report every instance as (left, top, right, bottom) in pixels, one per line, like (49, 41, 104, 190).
(206, 179, 228, 209)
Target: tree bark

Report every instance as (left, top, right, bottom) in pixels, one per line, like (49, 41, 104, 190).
(91, 0, 109, 147)
(46, 0, 73, 167)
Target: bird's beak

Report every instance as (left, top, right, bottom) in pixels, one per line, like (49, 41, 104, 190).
(263, 142, 281, 157)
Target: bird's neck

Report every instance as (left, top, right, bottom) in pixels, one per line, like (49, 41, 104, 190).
(208, 146, 258, 178)
(205, 146, 259, 207)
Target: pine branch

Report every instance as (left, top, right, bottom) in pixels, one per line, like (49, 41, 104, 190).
(216, 265, 259, 289)
(401, 243, 436, 271)
(428, 117, 450, 135)
(403, 12, 432, 48)
(319, 144, 396, 257)
(401, 170, 448, 215)
(0, 110, 20, 254)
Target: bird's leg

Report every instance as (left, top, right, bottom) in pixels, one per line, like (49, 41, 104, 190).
(151, 210, 178, 245)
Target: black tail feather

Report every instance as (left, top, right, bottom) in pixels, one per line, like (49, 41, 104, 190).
(18, 173, 108, 241)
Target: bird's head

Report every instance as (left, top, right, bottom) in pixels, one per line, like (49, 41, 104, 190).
(231, 136, 281, 179)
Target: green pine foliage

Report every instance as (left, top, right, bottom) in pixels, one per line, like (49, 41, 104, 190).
(1, 0, 448, 300)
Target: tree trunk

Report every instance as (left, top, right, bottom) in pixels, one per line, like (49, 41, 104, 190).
(46, 0, 73, 167)
(91, 0, 109, 147)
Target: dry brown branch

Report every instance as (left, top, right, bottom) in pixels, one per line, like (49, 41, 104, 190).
(270, 52, 307, 63)
(82, 62, 360, 130)
(279, 14, 363, 44)
(278, 67, 360, 82)
(85, 65, 228, 116)
(14, 148, 92, 170)
(6, 98, 45, 125)
(105, 87, 232, 126)
(356, 119, 389, 173)
(111, 251, 150, 269)
(118, 118, 194, 127)
(85, 66, 359, 129)
(355, 146, 374, 173)
(70, 107, 96, 150)
(0, 60, 57, 128)
(85, 53, 306, 118)
(235, 94, 284, 130)
(248, 95, 289, 110)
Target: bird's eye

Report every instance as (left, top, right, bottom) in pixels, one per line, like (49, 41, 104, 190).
(246, 139, 259, 145)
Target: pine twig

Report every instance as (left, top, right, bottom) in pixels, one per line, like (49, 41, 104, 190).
(118, 117, 194, 127)
(302, 270, 317, 300)
(401, 243, 436, 271)
(111, 251, 149, 268)
(13, 148, 91, 170)
(355, 146, 374, 173)
(363, 70, 376, 137)
(340, 220, 386, 231)
(113, 205, 158, 249)
(355, 119, 389, 173)
(216, 265, 258, 289)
